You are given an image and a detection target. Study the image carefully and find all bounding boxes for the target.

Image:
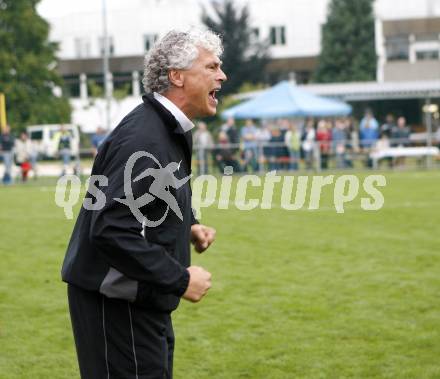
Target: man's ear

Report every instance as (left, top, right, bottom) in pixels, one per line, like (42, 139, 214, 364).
(169, 69, 184, 88)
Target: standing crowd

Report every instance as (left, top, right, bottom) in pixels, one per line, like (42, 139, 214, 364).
(0, 124, 87, 184)
(192, 109, 413, 174)
(0, 125, 39, 184)
(0, 110, 418, 183)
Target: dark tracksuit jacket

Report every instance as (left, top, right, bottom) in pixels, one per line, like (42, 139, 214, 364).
(62, 93, 196, 312)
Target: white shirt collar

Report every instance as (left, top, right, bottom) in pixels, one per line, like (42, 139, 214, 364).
(153, 92, 195, 133)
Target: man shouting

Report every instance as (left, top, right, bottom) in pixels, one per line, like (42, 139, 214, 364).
(62, 28, 226, 379)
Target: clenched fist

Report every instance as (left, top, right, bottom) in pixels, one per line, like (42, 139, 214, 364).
(191, 224, 216, 253)
(182, 266, 212, 303)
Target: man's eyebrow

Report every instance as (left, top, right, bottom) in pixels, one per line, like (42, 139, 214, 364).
(207, 60, 223, 67)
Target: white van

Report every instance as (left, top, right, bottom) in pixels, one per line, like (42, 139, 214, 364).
(27, 124, 80, 159)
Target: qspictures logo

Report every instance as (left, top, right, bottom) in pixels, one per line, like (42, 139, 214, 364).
(55, 151, 387, 225)
(113, 151, 191, 226)
(191, 169, 386, 218)
(55, 151, 192, 227)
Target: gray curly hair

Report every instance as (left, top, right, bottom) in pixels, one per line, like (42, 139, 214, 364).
(142, 29, 223, 94)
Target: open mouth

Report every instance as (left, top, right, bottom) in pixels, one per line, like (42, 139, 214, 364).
(208, 88, 220, 104)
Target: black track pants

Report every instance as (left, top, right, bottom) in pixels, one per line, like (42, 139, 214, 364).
(68, 284, 174, 379)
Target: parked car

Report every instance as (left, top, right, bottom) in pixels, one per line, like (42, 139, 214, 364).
(26, 124, 80, 159)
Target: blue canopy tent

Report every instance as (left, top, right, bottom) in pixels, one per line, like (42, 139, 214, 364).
(222, 81, 352, 119)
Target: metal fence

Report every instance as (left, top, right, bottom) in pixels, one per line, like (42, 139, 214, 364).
(192, 137, 440, 175)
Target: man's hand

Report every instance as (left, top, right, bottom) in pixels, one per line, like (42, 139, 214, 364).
(191, 224, 216, 253)
(182, 266, 212, 303)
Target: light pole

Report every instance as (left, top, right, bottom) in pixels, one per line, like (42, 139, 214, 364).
(102, 0, 111, 131)
(423, 100, 439, 169)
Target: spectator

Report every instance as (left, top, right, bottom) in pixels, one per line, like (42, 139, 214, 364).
(380, 113, 395, 138)
(28, 137, 39, 179)
(360, 108, 379, 130)
(54, 124, 72, 176)
(193, 121, 214, 175)
(359, 109, 379, 149)
(265, 125, 277, 171)
(391, 116, 411, 167)
(214, 130, 241, 173)
(346, 117, 359, 168)
(278, 119, 291, 170)
(267, 125, 285, 171)
(375, 131, 391, 151)
(240, 119, 259, 172)
(316, 119, 332, 170)
(257, 121, 272, 170)
(348, 117, 360, 152)
(391, 116, 411, 147)
(91, 126, 108, 157)
(284, 121, 301, 171)
(221, 117, 239, 148)
(14, 132, 32, 181)
(332, 119, 347, 169)
(373, 132, 392, 168)
(0, 125, 15, 184)
(221, 117, 240, 162)
(301, 119, 316, 170)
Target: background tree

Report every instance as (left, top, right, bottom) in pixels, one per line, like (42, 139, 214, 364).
(0, 0, 70, 129)
(313, 0, 377, 83)
(202, 0, 269, 97)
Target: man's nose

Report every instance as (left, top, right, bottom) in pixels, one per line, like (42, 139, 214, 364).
(218, 68, 227, 82)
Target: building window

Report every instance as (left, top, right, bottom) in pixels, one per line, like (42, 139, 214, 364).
(113, 72, 133, 98)
(415, 33, 439, 42)
(74, 37, 91, 58)
(270, 26, 286, 46)
(144, 34, 158, 52)
(99, 36, 115, 56)
(416, 50, 439, 60)
(413, 36, 440, 61)
(385, 35, 409, 61)
(63, 75, 81, 97)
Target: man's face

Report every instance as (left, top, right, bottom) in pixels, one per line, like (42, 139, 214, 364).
(397, 117, 406, 128)
(181, 48, 227, 118)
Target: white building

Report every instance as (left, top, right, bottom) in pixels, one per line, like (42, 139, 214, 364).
(37, 0, 440, 131)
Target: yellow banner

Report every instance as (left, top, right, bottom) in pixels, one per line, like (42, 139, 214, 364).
(0, 93, 7, 131)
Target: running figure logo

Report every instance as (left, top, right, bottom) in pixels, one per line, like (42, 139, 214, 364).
(115, 151, 191, 227)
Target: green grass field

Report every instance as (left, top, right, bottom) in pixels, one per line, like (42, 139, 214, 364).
(1, 170, 439, 378)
